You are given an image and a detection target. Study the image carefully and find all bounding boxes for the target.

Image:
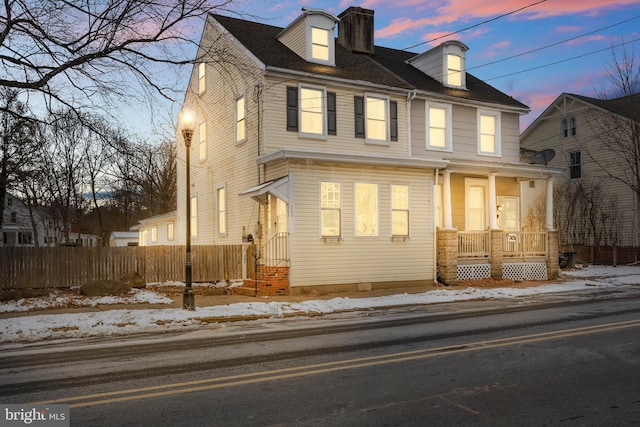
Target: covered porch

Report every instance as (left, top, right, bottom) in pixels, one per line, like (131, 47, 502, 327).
(436, 166, 561, 285)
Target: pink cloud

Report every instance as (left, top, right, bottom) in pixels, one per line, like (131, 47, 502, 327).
(376, 0, 639, 39)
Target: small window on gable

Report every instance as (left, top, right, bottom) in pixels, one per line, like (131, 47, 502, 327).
(570, 117, 576, 136)
(311, 27, 329, 61)
(447, 54, 462, 87)
(561, 119, 568, 138)
(477, 109, 501, 157)
(236, 95, 246, 143)
(198, 63, 205, 94)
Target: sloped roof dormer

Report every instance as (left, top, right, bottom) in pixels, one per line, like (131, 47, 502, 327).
(277, 7, 339, 66)
(407, 40, 469, 90)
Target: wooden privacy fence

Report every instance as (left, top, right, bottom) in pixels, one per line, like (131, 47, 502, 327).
(0, 245, 244, 290)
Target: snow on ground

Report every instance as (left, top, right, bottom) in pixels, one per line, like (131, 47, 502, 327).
(1, 265, 639, 344)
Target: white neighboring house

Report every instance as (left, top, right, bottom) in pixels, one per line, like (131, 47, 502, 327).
(61, 232, 101, 247)
(109, 231, 140, 247)
(1, 193, 52, 247)
(135, 211, 177, 246)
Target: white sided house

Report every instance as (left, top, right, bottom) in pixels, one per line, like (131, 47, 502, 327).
(521, 92, 640, 247)
(177, 6, 562, 296)
(136, 211, 177, 246)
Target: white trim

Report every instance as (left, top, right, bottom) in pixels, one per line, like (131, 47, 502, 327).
(425, 101, 453, 152)
(354, 182, 380, 238)
(390, 183, 410, 237)
(319, 180, 342, 238)
(465, 178, 488, 231)
(235, 94, 246, 144)
(298, 83, 327, 139)
(216, 183, 227, 236)
(364, 93, 390, 145)
(477, 109, 502, 157)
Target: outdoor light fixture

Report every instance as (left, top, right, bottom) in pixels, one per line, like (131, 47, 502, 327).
(179, 108, 196, 311)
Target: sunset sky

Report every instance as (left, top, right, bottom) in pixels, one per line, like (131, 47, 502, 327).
(244, 0, 639, 131)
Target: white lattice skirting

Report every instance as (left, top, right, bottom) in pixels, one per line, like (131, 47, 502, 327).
(457, 264, 491, 281)
(503, 263, 547, 280)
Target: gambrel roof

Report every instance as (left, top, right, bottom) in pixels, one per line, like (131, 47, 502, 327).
(211, 14, 529, 112)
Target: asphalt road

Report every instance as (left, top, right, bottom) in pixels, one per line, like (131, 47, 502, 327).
(2, 296, 639, 426)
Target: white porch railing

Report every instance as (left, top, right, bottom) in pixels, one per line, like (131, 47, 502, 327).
(503, 232, 547, 257)
(458, 231, 490, 258)
(457, 231, 547, 259)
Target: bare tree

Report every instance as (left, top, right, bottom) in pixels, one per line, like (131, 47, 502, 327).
(0, 0, 237, 122)
(0, 88, 36, 235)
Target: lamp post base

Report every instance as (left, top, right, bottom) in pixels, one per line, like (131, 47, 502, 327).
(183, 288, 195, 311)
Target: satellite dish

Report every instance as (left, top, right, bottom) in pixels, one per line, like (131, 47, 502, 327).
(530, 148, 556, 166)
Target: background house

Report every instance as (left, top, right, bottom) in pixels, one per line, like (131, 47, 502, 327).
(109, 231, 140, 247)
(521, 92, 640, 248)
(135, 211, 177, 246)
(1, 193, 52, 247)
(176, 6, 560, 294)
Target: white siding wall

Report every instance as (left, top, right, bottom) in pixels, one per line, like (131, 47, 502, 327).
(178, 17, 265, 245)
(288, 161, 435, 287)
(410, 100, 521, 163)
(262, 78, 409, 158)
(277, 18, 306, 59)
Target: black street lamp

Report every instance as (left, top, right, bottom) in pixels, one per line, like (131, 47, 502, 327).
(179, 108, 196, 311)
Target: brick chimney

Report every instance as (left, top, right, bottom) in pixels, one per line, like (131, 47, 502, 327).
(337, 7, 375, 54)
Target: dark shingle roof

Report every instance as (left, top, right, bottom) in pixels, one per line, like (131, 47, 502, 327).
(212, 14, 528, 110)
(570, 93, 640, 122)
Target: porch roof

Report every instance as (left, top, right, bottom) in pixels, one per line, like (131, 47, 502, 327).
(444, 159, 565, 179)
(239, 176, 289, 205)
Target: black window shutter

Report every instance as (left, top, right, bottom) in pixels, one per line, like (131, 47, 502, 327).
(286, 86, 298, 131)
(390, 101, 398, 141)
(327, 92, 337, 135)
(354, 96, 365, 138)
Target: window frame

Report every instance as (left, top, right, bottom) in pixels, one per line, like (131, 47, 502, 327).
(299, 84, 327, 138)
(446, 54, 462, 87)
(391, 184, 410, 237)
(569, 150, 582, 179)
(354, 182, 379, 237)
(190, 196, 198, 238)
(365, 94, 389, 145)
(320, 181, 342, 238)
(198, 63, 206, 94)
(465, 178, 488, 231)
(151, 226, 158, 243)
(236, 94, 246, 144)
(167, 222, 174, 241)
(426, 102, 453, 151)
(216, 184, 227, 236)
(198, 121, 206, 161)
(477, 109, 501, 157)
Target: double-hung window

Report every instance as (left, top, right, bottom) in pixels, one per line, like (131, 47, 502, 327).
(198, 63, 206, 94)
(354, 95, 398, 144)
(167, 223, 174, 241)
(446, 54, 462, 87)
(391, 185, 409, 236)
(477, 109, 501, 157)
(569, 151, 581, 179)
(355, 183, 378, 236)
(320, 182, 341, 237)
(217, 186, 227, 235)
(199, 121, 206, 160)
(236, 95, 246, 143)
(151, 226, 158, 243)
(311, 27, 330, 62)
(190, 196, 198, 238)
(426, 103, 452, 151)
(287, 86, 336, 138)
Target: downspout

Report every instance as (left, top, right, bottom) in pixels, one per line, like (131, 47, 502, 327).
(433, 168, 439, 284)
(406, 90, 417, 156)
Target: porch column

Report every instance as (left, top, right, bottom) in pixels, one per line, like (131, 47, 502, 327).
(488, 173, 498, 230)
(442, 170, 453, 229)
(546, 178, 555, 231)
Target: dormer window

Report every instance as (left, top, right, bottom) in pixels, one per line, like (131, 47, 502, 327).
(407, 40, 468, 90)
(311, 27, 330, 61)
(278, 8, 338, 66)
(446, 54, 462, 87)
